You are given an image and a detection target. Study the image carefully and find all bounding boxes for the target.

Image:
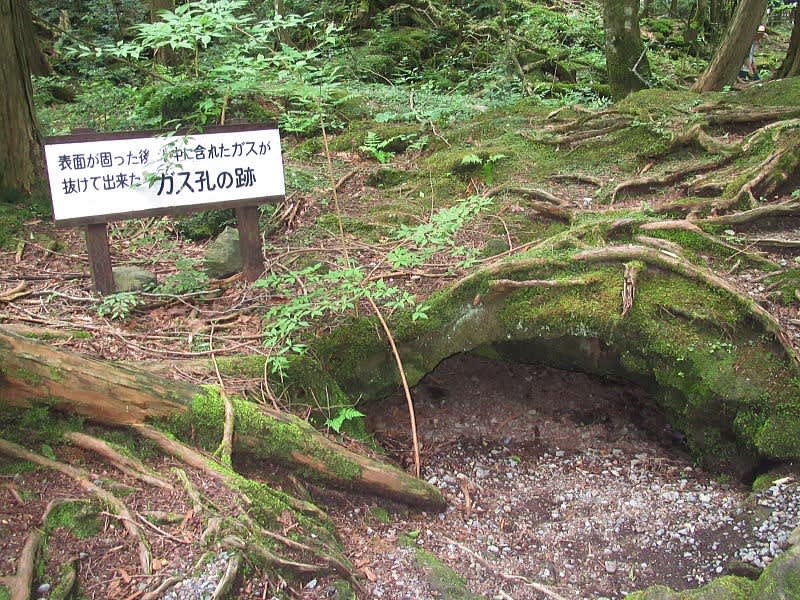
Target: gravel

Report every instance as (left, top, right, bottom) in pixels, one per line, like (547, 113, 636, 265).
(325, 353, 800, 600)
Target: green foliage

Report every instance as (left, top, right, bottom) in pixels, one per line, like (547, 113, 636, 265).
(324, 407, 366, 433)
(458, 153, 506, 185)
(155, 258, 209, 295)
(96, 291, 140, 320)
(386, 195, 494, 269)
(255, 262, 421, 376)
(359, 131, 396, 163)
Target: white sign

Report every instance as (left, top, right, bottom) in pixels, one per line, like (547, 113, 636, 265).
(44, 127, 285, 224)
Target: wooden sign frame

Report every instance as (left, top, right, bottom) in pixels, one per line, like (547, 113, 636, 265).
(43, 124, 285, 293)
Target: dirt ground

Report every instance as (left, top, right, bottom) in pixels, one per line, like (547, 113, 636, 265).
(319, 353, 799, 600)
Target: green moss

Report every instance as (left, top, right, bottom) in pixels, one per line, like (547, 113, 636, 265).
(156, 387, 363, 482)
(369, 506, 391, 525)
(215, 355, 267, 379)
(412, 547, 483, 599)
(733, 77, 800, 108)
(13, 366, 43, 386)
(44, 500, 102, 538)
(0, 584, 11, 600)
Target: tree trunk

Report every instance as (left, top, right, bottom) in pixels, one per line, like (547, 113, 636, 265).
(150, 0, 178, 67)
(776, 6, 800, 78)
(603, 0, 652, 99)
(273, 0, 293, 46)
(685, 0, 709, 50)
(691, 0, 768, 92)
(0, 327, 446, 509)
(0, 0, 42, 195)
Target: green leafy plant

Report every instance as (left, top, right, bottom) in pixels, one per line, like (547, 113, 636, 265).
(96, 292, 141, 320)
(386, 195, 493, 269)
(459, 153, 507, 185)
(324, 406, 366, 433)
(155, 258, 209, 295)
(359, 131, 397, 164)
(255, 263, 422, 376)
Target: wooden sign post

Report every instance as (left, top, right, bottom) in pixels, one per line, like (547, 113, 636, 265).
(43, 125, 285, 294)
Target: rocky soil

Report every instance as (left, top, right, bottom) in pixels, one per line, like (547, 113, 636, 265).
(317, 353, 800, 600)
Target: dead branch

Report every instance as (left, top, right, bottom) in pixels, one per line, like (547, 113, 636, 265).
(622, 262, 642, 318)
(63, 431, 173, 491)
(748, 238, 800, 249)
(209, 327, 234, 468)
(573, 245, 799, 367)
(443, 536, 570, 600)
(366, 296, 421, 478)
(0, 438, 152, 574)
(0, 282, 29, 303)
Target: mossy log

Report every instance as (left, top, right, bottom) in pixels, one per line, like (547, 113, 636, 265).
(0, 327, 446, 509)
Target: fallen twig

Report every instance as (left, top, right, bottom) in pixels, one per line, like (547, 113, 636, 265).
(366, 296, 421, 478)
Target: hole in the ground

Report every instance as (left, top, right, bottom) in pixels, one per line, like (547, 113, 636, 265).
(335, 352, 799, 600)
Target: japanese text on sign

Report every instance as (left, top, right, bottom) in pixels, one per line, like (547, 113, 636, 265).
(44, 128, 284, 225)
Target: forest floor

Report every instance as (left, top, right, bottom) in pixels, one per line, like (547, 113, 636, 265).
(3, 81, 800, 599)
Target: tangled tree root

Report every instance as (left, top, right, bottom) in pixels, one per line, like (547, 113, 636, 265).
(0, 438, 153, 575)
(573, 244, 799, 367)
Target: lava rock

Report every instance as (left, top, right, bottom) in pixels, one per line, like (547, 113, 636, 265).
(112, 266, 157, 292)
(204, 227, 242, 279)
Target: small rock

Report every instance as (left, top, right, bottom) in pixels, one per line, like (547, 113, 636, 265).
(204, 227, 243, 279)
(112, 266, 157, 292)
(36, 583, 51, 595)
(604, 560, 617, 574)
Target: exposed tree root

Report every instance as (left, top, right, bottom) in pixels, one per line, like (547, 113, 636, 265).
(173, 467, 206, 514)
(699, 106, 800, 126)
(210, 328, 234, 468)
(697, 200, 800, 226)
(211, 552, 241, 600)
(487, 277, 597, 299)
(660, 123, 741, 156)
(129, 424, 360, 588)
(63, 431, 173, 490)
(0, 438, 153, 574)
(0, 528, 42, 600)
(484, 184, 571, 207)
(0, 327, 446, 509)
(548, 173, 604, 187)
(610, 156, 734, 205)
(634, 235, 684, 257)
(547, 121, 630, 146)
(573, 245, 800, 367)
(639, 220, 704, 233)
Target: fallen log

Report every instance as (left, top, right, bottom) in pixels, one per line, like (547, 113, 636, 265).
(0, 327, 446, 509)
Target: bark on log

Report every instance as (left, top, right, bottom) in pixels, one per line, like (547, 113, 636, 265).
(0, 327, 446, 509)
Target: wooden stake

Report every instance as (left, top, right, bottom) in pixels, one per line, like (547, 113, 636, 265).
(85, 222, 114, 294)
(235, 206, 264, 281)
